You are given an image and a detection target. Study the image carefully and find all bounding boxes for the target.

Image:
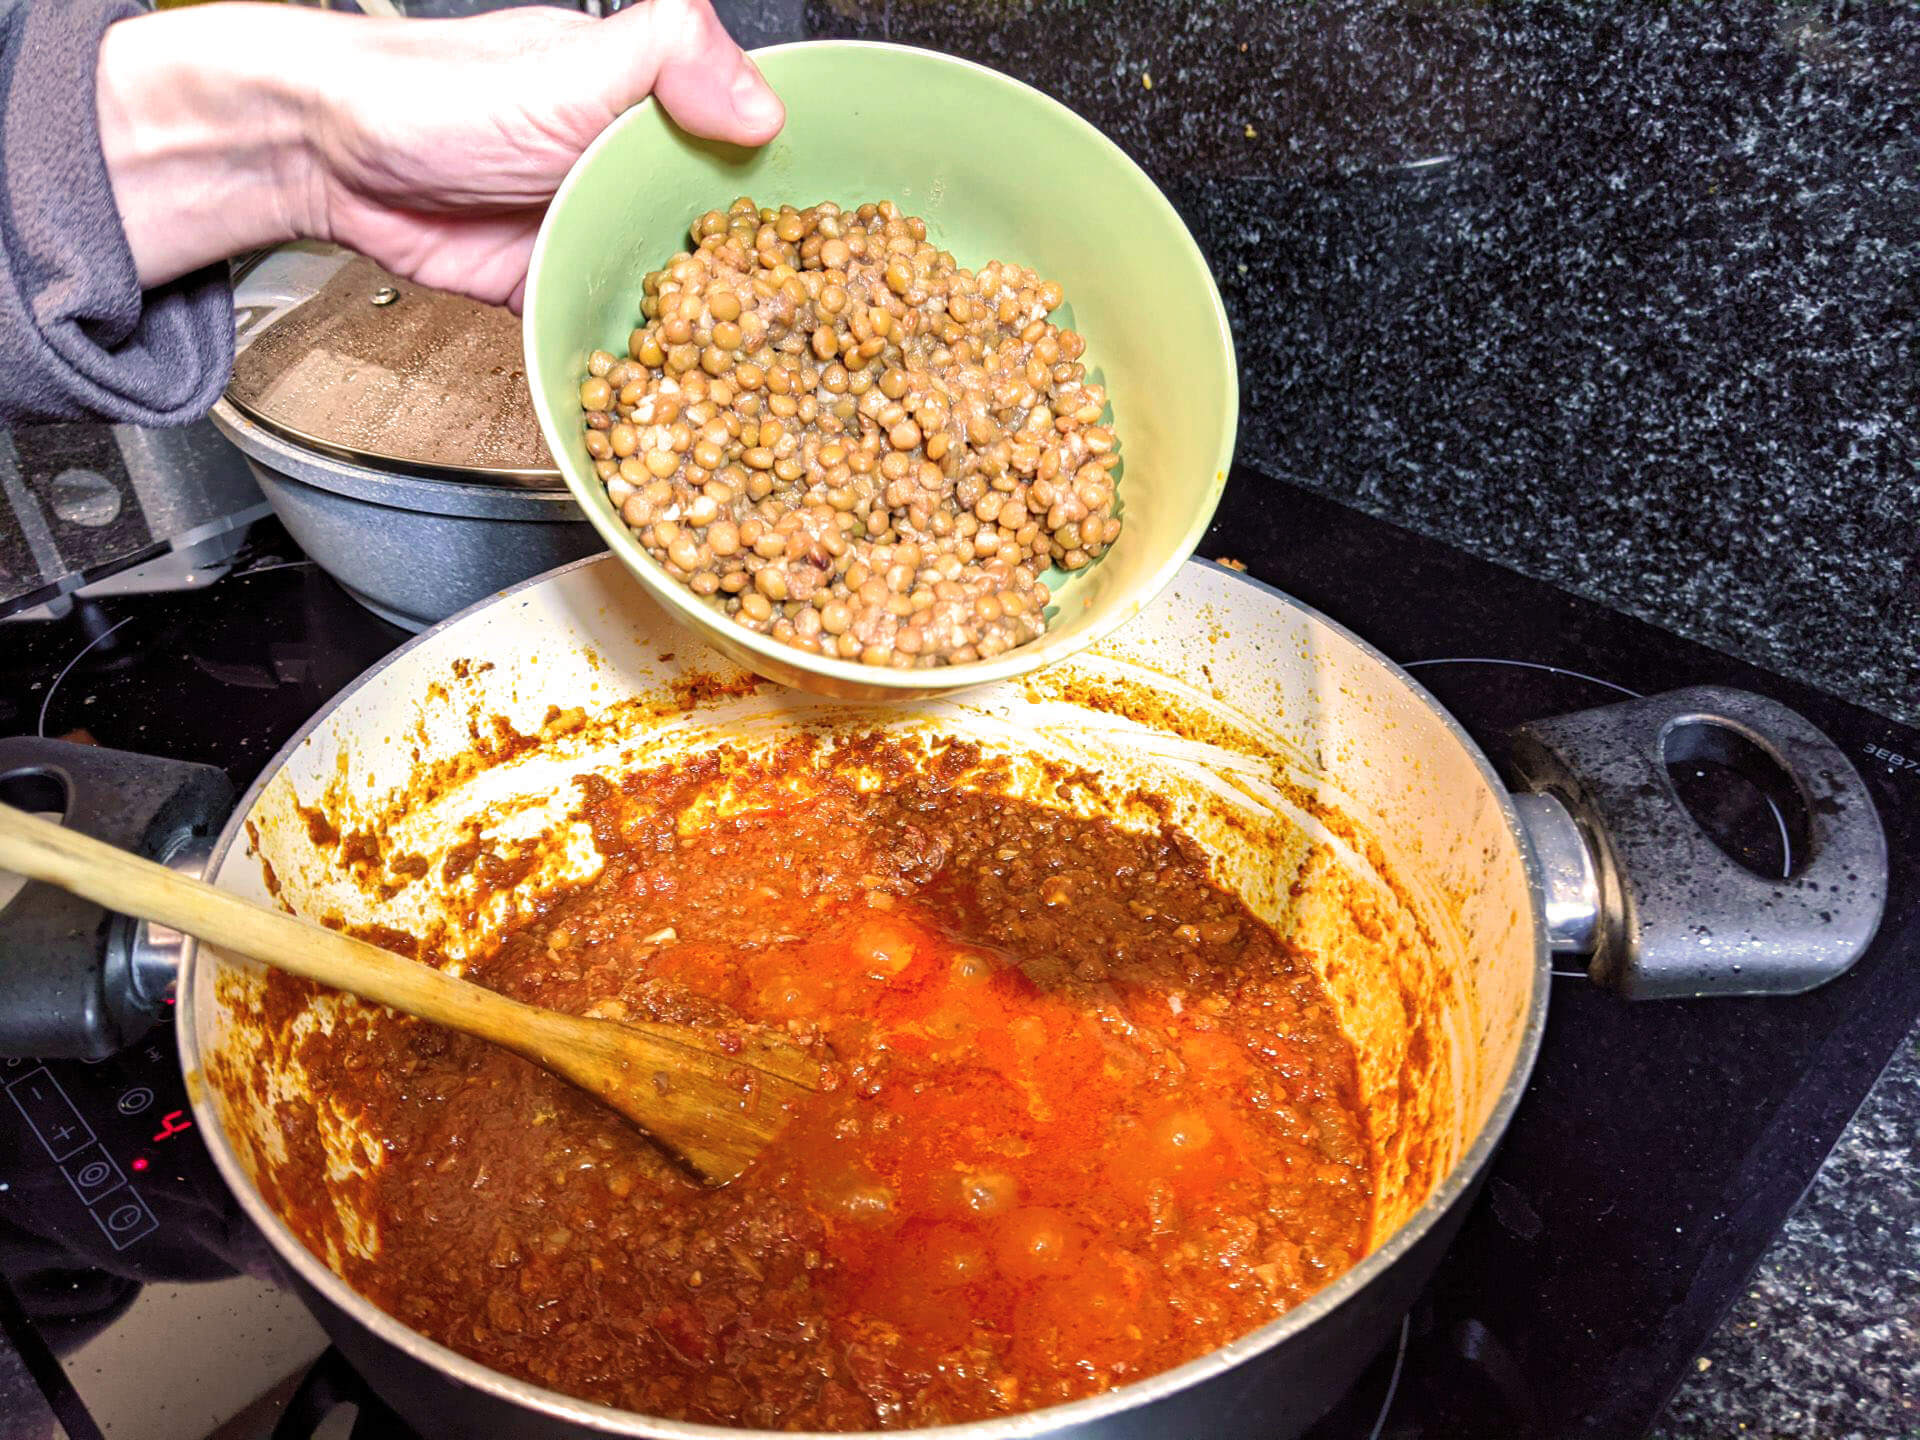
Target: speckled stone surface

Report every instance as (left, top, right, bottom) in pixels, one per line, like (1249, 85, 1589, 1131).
(0, 1339, 53, 1440)
(723, 0, 1920, 727)
(711, 2, 1920, 1432)
(1653, 1030, 1920, 1439)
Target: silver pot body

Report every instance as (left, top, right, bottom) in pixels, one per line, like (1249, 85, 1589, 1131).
(174, 554, 1552, 1438)
(208, 402, 602, 632)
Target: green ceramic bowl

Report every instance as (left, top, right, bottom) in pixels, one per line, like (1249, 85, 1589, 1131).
(524, 41, 1237, 699)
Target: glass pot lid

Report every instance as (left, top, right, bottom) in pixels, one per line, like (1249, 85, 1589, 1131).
(226, 249, 562, 489)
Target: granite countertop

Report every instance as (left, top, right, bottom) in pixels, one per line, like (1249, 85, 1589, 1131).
(725, 0, 1919, 730)
(1655, 1035, 1920, 1438)
(711, 1, 1920, 1433)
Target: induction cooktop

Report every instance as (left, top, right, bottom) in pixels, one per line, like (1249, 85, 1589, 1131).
(2, 470, 1915, 1440)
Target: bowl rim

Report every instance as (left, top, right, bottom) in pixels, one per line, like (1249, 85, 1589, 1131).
(524, 38, 1240, 693)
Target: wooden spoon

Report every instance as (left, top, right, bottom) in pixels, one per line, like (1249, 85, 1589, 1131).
(0, 803, 816, 1185)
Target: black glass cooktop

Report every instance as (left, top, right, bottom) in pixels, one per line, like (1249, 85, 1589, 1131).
(2, 471, 1916, 1440)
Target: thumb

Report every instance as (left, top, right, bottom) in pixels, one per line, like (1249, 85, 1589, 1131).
(608, 0, 784, 146)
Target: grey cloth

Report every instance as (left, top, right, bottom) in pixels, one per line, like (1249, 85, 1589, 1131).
(0, 0, 233, 425)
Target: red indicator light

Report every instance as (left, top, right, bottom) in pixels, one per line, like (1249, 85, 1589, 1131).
(131, 1156, 150, 1172)
(152, 1111, 193, 1142)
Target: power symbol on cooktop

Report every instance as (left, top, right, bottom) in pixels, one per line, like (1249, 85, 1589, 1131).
(117, 1087, 154, 1116)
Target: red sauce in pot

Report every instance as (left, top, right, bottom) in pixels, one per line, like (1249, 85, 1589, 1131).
(256, 741, 1373, 1429)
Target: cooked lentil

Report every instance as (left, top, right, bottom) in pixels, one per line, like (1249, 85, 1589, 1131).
(579, 199, 1122, 667)
(254, 740, 1372, 1430)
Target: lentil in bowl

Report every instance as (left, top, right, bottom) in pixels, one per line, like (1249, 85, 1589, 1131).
(580, 198, 1121, 669)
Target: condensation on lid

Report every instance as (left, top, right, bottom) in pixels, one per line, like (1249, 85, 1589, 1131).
(225, 256, 562, 489)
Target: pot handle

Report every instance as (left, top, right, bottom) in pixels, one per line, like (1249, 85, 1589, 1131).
(0, 737, 232, 1058)
(1507, 686, 1888, 999)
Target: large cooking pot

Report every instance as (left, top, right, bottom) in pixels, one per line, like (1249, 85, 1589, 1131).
(0, 556, 1887, 1438)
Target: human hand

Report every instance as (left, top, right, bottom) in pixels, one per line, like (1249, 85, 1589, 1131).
(307, 0, 783, 309)
(96, 0, 784, 310)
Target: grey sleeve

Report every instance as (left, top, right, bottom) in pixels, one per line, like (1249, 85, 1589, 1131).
(0, 0, 233, 426)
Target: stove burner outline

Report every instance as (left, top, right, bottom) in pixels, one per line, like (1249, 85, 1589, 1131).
(36, 613, 135, 736)
(1366, 1315, 1410, 1440)
(1399, 656, 1644, 700)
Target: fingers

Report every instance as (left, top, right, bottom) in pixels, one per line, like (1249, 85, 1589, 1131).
(614, 0, 784, 146)
(346, 207, 544, 312)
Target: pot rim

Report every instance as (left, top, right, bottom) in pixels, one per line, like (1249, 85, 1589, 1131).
(209, 400, 582, 519)
(178, 553, 1552, 1440)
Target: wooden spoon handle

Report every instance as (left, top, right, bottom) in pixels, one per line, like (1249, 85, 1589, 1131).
(0, 800, 545, 1050)
(0, 801, 817, 1185)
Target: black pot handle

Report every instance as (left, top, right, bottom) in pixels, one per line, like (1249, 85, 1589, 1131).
(1508, 686, 1889, 998)
(0, 737, 232, 1058)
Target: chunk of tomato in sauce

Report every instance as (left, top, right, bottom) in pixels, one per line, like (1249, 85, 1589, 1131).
(1097, 1097, 1262, 1226)
(990, 1206, 1088, 1281)
(838, 1220, 994, 1352)
(1010, 1248, 1163, 1375)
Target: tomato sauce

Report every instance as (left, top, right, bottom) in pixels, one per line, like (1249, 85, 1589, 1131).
(260, 741, 1373, 1429)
